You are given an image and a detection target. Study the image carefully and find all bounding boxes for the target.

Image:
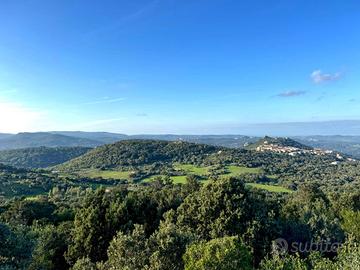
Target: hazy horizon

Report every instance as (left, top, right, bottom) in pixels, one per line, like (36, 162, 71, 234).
(2, 120, 360, 137)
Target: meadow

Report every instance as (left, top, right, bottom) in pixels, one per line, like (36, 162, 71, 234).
(75, 164, 292, 192)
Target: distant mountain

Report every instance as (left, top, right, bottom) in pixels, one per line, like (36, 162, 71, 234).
(56, 140, 222, 171)
(0, 133, 13, 140)
(51, 131, 128, 144)
(294, 135, 360, 159)
(0, 132, 260, 150)
(131, 134, 259, 148)
(0, 146, 91, 168)
(246, 136, 312, 151)
(0, 132, 102, 150)
(52, 133, 259, 148)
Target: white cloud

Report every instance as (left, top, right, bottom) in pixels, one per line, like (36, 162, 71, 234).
(0, 101, 49, 133)
(311, 70, 341, 84)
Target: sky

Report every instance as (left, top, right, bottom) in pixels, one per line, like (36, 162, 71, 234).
(0, 0, 359, 134)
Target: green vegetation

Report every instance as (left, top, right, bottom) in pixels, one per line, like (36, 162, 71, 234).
(0, 146, 91, 168)
(174, 163, 210, 175)
(77, 169, 132, 180)
(247, 183, 293, 193)
(223, 165, 261, 176)
(142, 175, 191, 184)
(56, 140, 221, 171)
(142, 165, 262, 185)
(1, 139, 360, 269)
(183, 236, 252, 270)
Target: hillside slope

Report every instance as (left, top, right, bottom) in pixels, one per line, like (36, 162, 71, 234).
(56, 140, 222, 171)
(0, 146, 91, 168)
(51, 131, 128, 144)
(0, 132, 102, 150)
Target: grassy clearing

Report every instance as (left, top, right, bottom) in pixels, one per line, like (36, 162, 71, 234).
(76, 165, 265, 186)
(218, 165, 261, 178)
(78, 169, 132, 180)
(174, 164, 210, 175)
(246, 183, 293, 193)
(25, 195, 41, 201)
(227, 165, 261, 175)
(142, 175, 189, 184)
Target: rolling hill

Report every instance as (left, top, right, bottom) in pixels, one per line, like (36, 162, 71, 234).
(0, 146, 91, 168)
(0, 132, 102, 150)
(56, 140, 222, 171)
(50, 131, 128, 144)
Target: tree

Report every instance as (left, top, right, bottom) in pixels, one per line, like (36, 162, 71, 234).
(148, 212, 194, 270)
(341, 210, 360, 241)
(2, 199, 55, 226)
(29, 222, 72, 270)
(71, 257, 97, 270)
(65, 188, 118, 264)
(260, 253, 308, 270)
(104, 224, 151, 270)
(183, 236, 252, 270)
(176, 177, 253, 240)
(0, 223, 34, 269)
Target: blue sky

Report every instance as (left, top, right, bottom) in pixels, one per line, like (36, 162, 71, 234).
(0, 0, 359, 134)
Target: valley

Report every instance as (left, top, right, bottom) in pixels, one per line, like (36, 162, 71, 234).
(1, 137, 360, 269)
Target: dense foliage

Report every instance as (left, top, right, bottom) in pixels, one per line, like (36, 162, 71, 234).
(0, 146, 91, 168)
(1, 176, 359, 269)
(56, 140, 222, 171)
(1, 139, 360, 269)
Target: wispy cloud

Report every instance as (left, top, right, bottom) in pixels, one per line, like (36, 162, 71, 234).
(311, 70, 341, 84)
(82, 97, 126, 105)
(136, 113, 148, 117)
(276, 91, 307, 98)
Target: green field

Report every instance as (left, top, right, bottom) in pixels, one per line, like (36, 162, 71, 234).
(222, 165, 261, 177)
(78, 169, 132, 180)
(75, 165, 266, 186)
(174, 164, 210, 175)
(246, 183, 293, 193)
(25, 195, 43, 201)
(142, 175, 189, 184)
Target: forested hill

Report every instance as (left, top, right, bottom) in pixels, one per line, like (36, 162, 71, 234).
(56, 140, 223, 171)
(0, 132, 102, 150)
(0, 146, 91, 168)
